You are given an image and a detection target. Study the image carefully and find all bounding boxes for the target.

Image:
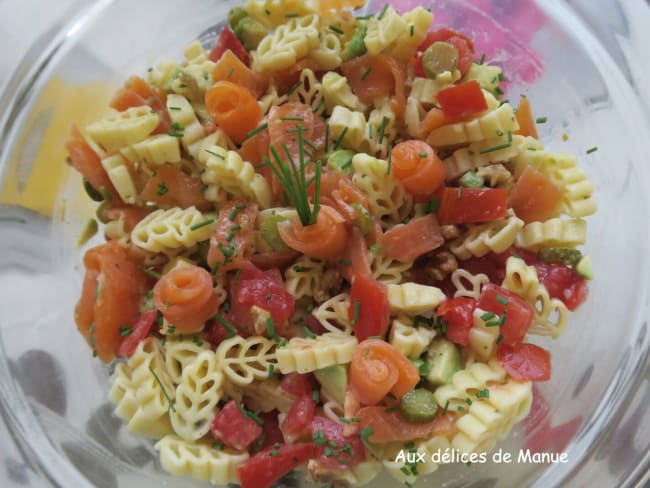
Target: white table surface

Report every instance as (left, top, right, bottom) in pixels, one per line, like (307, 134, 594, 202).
(0, 0, 649, 486)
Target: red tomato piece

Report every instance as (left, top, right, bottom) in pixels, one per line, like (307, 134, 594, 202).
(311, 417, 365, 469)
(378, 214, 444, 262)
(280, 373, 315, 397)
(238, 443, 316, 488)
(348, 273, 390, 341)
(210, 400, 263, 451)
(437, 81, 488, 119)
(509, 165, 563, 223)
(232, 264, 296, 333)
(280, 394, 317, 443)
(258, 411, 285, 450)
(478, 284, 534, 346)
(209, 27, 249, 64)
(117, 309, 158, 358)
(437, 187, 508, 224)
(357, 407, 455, 443)
(497, 343, 551, 381)
(534, 262, 588, 311)
(437, 297, 478, 346)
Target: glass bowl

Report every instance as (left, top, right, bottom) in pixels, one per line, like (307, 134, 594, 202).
(1, 0, 649, 487)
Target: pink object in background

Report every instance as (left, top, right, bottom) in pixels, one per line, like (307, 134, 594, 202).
(384, 0, 546, 85)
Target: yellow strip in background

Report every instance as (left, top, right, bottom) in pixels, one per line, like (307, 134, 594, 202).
(1, 77, 113, 217)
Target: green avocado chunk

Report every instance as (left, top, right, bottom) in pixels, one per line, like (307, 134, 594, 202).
(228, 6, 248, 30)
(314, 364, 348, 405)
(537, 247, 583, 268)
(342, 24, 368, 61)
(425, 338, 461, 386)
(234, 17, 268, 51)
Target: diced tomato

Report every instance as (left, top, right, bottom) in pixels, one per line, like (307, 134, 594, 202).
(437, 187, 508, 224)
(437, 81, 488, 119)
(414, 29, 475, 77)
(534, 262, 588, 311)
(437, 297, 478, 346)
(348, 273, 390, 341)
(280, 373, 315, 397)
(497, 343, 551, 381)
(232, 265, 296, 332)
(258, 411, 285, 450)
(378, 214, 444, 262)
(238, 443, 316, 488)
(509, 166, 563, 223)
(357, 407, 455, 443)
(478, 284, 534, 346)
(210, 400, 263, 451)
(280, 394, 316, 443)
(117, 309, 157, 358)
(209, 27, 249, 64)
(310, 417, 365, 469)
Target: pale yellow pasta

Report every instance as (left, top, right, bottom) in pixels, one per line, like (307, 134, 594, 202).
(253, 15, 320, 71)
(215, 336, 278, 386)
(367, 98, 398, 159)
(386, 7, 434, 61)
(451, 380, 532, 454)
(328, 106, 369, 151)
(166, 93, 205, 152)
(386, 282, 446, 314)
(86, 106, 159, 152)
(276, 332, 357, 373)
(516, 218, 587, 251)
(463, 62, 504, 95)
(352, 153, 413, 229)
(451, 268, 489, 300)
(148, 59, 180, 91)
(322, 71, 367, 113)
(450, 210, 525, 260)
(515, 150, 597, 218)
(287, 68, 326, 116)
(284, 256, 325, 299)
(321, 397, 345, 424)
(383, 436, 450, 484)
(189, 129, 236, 165)
(445, 134, 542, 181)
(165, 338, 210, 384)
(404, 96, 426, 139)
(501, 256, 569, 338)
(433, 358, 507, 411)
(427, 103, 520, 147)
(468, 308, 500, 361)
(131, 206, 216, 254)
(409, 73, 461, 108)
(370, 252, 412, 284)
(108, 337, 174, 439)
(166, 41, 216, 102)
(364, 6, 406, 55)
(170, 351, 225, 441)
(389, 317, 435, 358)
(312, 293, 353, 334)
(245, 0, 317, 29)
(241, 377, 295, 413)
(120, 134, 182, 167)
(155, 435, 248, 486)
(100, 154, 137, 204)
(258, 80, 288, 115)
(201, 145, 272, 208)
(308, 30, 343, 71)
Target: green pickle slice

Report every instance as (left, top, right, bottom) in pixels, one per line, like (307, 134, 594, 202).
(422, 42, 459, 79)
(400, 388, 438, 423)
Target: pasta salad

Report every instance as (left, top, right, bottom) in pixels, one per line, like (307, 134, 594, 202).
(66, 1, 597, 487)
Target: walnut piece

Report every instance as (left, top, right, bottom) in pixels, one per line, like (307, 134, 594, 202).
(425, 250, 458, 282)
(440, 224, 460, 240)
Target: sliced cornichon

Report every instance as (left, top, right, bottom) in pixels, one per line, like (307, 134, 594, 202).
(422, 42, 459, 79)
(327, 149, 355, 175)
(351, 203, 372, 235)
(234, 17, 267, 51)
(83, 179, 104, 202)
(537, 247, 583, 268)
(77, 218, 98, 247)
(425, 338, 461, 386)
(400, 388, 438, 423)
(96, 200, 111, 224)
(228, 6, 248, 29)
(258, 208, 297, 250)
(409, 357, 431, 377)
(576, 255, 593, 280)
(342, 24, 368, 61)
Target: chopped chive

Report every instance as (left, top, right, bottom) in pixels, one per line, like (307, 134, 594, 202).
(248, 411, 264, 425)
(267, 364, 275, 378)
(378, 116, 388, 144)
(480, 312, 496, 321)
(351, 299, 361, 325)
(476, 388, 490, 399)
(456, 186, 463, 199)
(410, 24, 415, 36)
(495, 294, 509, 306)
(338, 259, 352, 266)
(377, 3, 389, 20)
(442, 400, 450, 416)
(285, 13, 299, 18)
(167, 131, 183, 138)
(280, 116, 304, 122)
(190, 218, 215, 231)
(496, 334, 504, 345)
(329, 25, 344, 35)
(479, 53, 486, 64)
(168, 106, 181, 111)
(156, 182, 169, 196)
(119, 326, 132, 337)
(370, 243, 380, 255)
(536, 117, 548, 124)
(479, 143, 512, 154)
(427, 198, 440, 213)
(312, 390, 320, 402)
(360, 426, 373, 440)
(205, 149, 225, 159)
(361, 67, 372, 80)
(333, 127, 348, 150)
(245, 123, 268, 140)
(287, 82, 302, 96)
(339, 417, 351, 424)
(215, 314, 238, 337)
(418, 152, 428, 158)
(324, 123, 330, 153)
(303, 327, 316, 339)
(227, 67, 234, 79)
(149, 366, 176, 412)
(507, 130, 513, 142)
(586, 146, 598, 154)
(386, 146, 393, 175)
